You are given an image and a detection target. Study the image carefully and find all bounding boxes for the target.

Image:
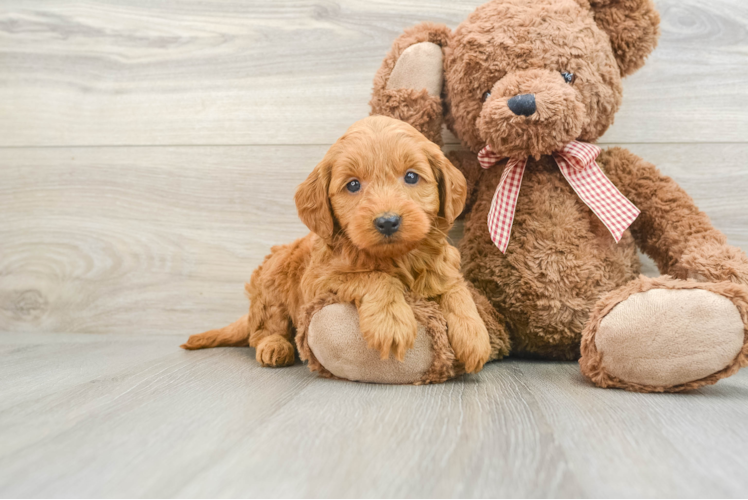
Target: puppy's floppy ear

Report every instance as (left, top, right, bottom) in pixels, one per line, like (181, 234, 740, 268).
(424, 142, 466, 225)
(589, 0, 660, 76)
(295, 155, 334, 243)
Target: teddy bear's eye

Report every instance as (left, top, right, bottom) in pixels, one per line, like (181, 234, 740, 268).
(562, 72, 576, 85)
(481, 91, 491, 102)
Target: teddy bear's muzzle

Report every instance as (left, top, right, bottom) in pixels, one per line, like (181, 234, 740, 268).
(478, 68, 586, 159)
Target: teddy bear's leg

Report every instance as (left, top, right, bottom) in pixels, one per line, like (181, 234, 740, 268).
(295, 294, 458, 384)
(580, 276, 748, 392)
(583, 148, 748, 391)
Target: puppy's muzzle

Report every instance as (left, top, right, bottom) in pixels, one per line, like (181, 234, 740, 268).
(374, 213, 401, 236)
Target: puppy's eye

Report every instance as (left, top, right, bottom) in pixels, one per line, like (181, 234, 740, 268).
(346, 179, 361, 193)
(481, 91, 491, 102)
(404, 171, 419, 185)
(562, 72, 576, 85)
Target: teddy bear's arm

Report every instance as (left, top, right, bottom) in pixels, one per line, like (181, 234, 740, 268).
(370, 22, 450, 146)
(599, 147, 748, 284)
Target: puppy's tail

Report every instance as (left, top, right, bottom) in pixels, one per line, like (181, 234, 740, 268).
(180, 314, 250, 350)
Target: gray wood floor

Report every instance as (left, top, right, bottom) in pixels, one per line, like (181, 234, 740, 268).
(2, 0, 748, 497)
(1, 333, 747, 498)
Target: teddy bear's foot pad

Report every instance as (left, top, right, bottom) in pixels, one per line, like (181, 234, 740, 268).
(596, 288, 745, 387)
(307, 303, 434, 384)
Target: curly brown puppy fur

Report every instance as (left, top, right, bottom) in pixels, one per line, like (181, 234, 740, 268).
(182, 116, 493, 374)
(370, 0, 748, 391)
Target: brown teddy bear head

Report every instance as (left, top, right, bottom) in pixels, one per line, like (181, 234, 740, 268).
(442, 0, 659, 158)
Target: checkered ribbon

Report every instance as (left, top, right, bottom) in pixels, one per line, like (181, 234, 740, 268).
(478, 141, 640, 253)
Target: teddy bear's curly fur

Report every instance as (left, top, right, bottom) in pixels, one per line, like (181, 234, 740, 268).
(369, 0, 748, 391)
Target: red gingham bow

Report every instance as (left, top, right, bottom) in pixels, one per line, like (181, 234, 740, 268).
(477, 141, 640, 253)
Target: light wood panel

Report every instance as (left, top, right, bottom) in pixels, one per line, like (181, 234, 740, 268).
(1, 2, 747, 498)
(0, 333, 746, 498)
(1, 143, 746, 336)
(0, 145, 315, 336)
(1, 0, 747, 147)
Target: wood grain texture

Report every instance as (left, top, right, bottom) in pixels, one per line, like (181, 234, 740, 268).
(1, 143, 746, 336)
(1, 1, 747, 497)
(0, 145, 313, 335)
(1, 0, 747, 146)
(0, 333, 747, 498)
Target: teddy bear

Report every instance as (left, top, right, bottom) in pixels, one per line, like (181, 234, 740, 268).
(305, 0, 748, 391)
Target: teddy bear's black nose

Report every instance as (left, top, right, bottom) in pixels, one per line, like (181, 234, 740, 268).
(507, 94, 536, 116)
(374, 214, 401, 236)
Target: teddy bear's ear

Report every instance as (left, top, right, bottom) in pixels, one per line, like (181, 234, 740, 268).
(589, 0, 661, 76)
(370, 22, 451, 145)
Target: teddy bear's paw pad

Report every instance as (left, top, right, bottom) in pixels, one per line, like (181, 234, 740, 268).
(307, 303, 433, 384)
(596, 288, 745, 387)
(386, 42, 443, 97)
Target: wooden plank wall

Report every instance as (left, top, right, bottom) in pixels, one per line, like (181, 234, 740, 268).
(1, 0, 747, 335)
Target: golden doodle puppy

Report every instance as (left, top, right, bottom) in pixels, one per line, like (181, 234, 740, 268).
(182, 116, 492, 374)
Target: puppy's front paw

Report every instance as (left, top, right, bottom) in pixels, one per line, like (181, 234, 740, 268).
(256, 334, 296, 367)
(447, 314, 491, 374)
(359, 302, 418, 362)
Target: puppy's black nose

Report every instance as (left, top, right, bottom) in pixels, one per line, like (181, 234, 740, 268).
(374, 214, 401, 236)
(507, 94, 536, 116)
